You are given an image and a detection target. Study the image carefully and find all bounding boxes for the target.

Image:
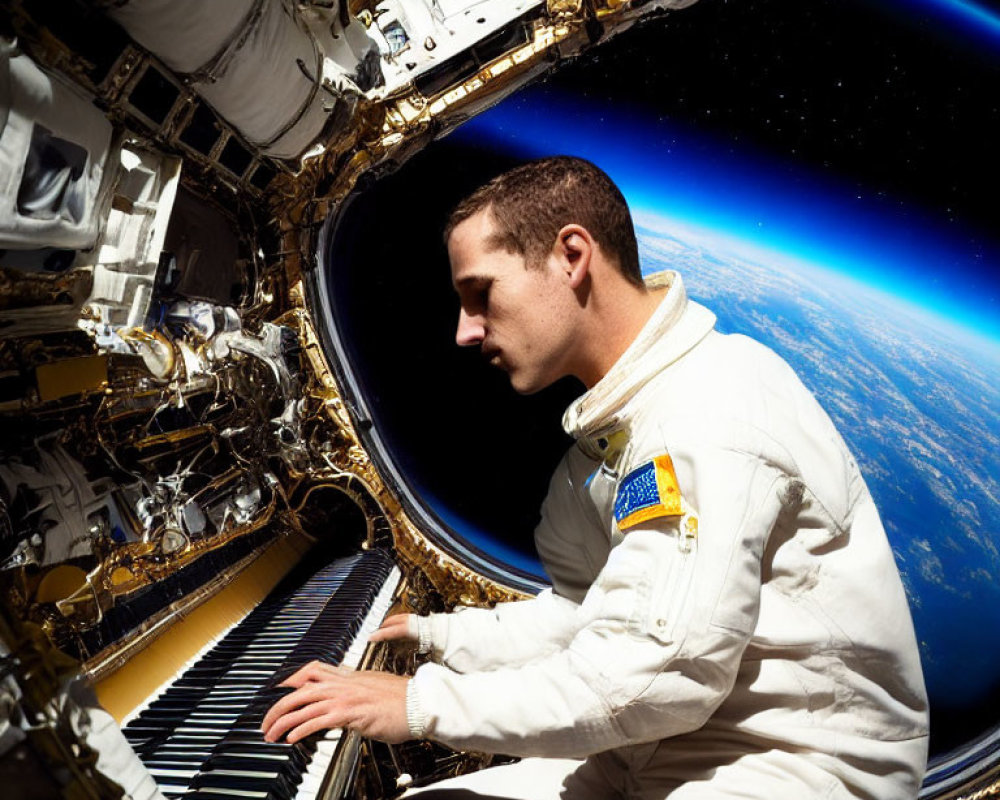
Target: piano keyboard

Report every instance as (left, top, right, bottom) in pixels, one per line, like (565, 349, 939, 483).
(120, 548, 400, 800)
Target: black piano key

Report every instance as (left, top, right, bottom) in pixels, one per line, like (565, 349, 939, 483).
(198, 754, 301, 772)
(142, 754, 212, 766)
(191, 771, 297, 795)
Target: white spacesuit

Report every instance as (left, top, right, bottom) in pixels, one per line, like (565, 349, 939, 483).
(405, 271, 929, 799)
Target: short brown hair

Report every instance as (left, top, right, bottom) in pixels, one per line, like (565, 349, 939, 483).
(444, 156, 643, 287)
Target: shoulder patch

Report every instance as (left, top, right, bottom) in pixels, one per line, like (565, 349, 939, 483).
(614, 454, 684, 532)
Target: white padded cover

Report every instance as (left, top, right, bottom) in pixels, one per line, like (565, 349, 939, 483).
(0, 49, 113, 249)
(108, 0, 335, 158)
(105, 0, 254, 75)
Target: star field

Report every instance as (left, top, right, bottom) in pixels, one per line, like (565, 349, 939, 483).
(545, 0, 999, 255)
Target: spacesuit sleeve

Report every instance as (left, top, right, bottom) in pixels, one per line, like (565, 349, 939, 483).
(407, 440, 793, 756)
(413, 452, 600, 674)
(416, 589, 582, 674)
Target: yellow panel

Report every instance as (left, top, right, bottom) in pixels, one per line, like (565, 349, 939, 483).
(35, 356, 108, 403)
(93, 533, 312, 722)
(35, 565, 88, 604)
(653, 454, 684, 517)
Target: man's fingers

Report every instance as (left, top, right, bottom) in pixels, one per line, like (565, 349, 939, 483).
(369, 615, 408, 639)
(261, 667, 410, 745)
(261, 683, 332, 732)
(280, 660, 342, 688)
(260, 686, 305, 733)
(263, 701, 331, 743)
(286, 710, 346, 744)
(368, 614, 416, 643)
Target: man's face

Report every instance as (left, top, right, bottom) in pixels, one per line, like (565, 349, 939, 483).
(448, 209, 575, 394)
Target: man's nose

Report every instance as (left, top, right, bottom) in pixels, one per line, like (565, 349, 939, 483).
(455, 308, 485, 347)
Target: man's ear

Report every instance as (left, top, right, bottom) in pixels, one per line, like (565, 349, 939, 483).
(555, 224, 593, 289)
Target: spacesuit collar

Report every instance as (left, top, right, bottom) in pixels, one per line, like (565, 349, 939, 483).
(562, 270, 716, 444)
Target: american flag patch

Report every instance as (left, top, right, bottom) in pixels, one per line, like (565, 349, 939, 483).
(613, 454, 683, 531)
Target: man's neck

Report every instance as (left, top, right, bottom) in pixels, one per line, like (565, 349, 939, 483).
(577, 284, 666, 389)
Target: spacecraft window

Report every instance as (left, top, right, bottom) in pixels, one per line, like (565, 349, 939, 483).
(219, 137, 253, 178)
(180, 104, 222, 156)
(128, 66, 179, 126)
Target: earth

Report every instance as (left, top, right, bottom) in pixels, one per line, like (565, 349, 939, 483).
(634, 217, 1000, 732)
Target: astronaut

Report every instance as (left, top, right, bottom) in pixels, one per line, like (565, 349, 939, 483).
(261, 156, 929, 798)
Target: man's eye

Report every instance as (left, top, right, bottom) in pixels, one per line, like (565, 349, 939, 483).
(466, 285, 489, 311)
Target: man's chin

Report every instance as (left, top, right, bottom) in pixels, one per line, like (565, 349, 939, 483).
(507, 371, 549, 396)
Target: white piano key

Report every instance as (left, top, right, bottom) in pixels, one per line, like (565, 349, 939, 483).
(314, 740, 339, 756)
(202, 769, 283, 779)
(154, 783, 189, 795)
(148, 768, 199, 779)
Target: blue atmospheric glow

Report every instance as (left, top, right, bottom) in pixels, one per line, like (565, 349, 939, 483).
(449, 90, 1000, 342)
(891, 0, 1000, 44)
(946, 0, 1000, 33)
(421, 485, 547, 580)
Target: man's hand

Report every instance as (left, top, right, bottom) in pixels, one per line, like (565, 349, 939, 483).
(260, 661, 411, 744)
(368, 613, 418, 644)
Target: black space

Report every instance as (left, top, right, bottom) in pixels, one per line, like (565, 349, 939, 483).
(543, 0, 999, 242)
(326, 143, 580, 572)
